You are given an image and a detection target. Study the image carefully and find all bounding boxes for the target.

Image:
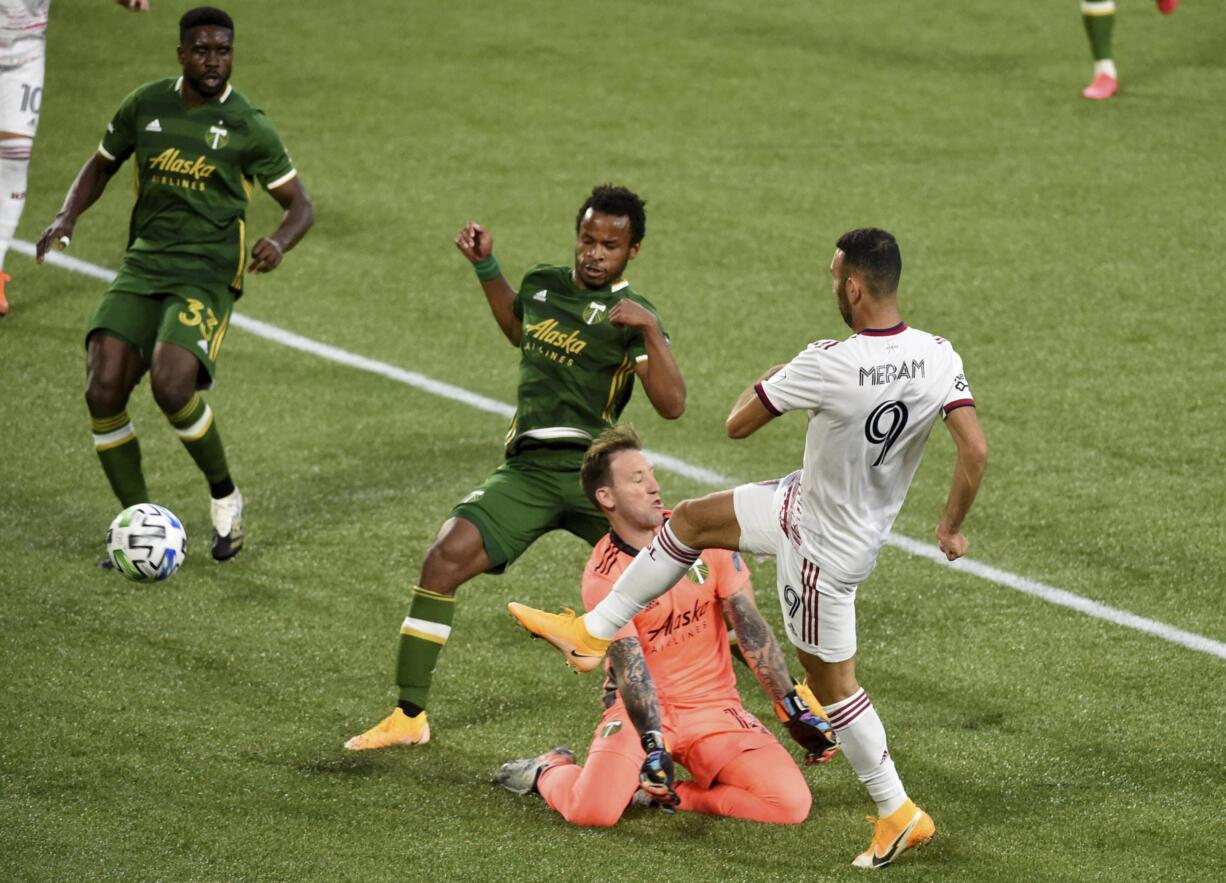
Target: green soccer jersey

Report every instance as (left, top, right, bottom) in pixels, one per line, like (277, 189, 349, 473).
(506, 264, 671, 454)
(98, 77, 297, 297)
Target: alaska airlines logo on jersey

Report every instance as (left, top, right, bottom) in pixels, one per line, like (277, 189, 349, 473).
(147, 148, 217, 191)
(206, 125, 229, 149)
(645, 598, 711, 644)
(523, 318, 588, 355)
(582, 302, 607, 325)
(859, 360, 925, 386)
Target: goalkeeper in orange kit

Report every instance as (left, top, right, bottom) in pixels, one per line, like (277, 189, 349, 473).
(493, 427, 837, 825)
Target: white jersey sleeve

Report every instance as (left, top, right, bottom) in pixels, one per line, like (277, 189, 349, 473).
(754, 339, 842, 415)
(940, 348, 975, 417)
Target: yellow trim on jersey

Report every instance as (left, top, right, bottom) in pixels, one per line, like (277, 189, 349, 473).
(209, 310, 230, 362)
(601, 354, 635, 422)
(231, 218, 246, 290)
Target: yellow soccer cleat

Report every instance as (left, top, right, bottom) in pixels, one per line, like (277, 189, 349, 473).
(506, 603, 611, 673)
(852, 799, 935, 869)
(344, 708, 430, 750)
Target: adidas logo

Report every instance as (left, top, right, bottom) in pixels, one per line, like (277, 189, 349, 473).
(145, 119, 162, 132)
(533, 290, 548, 302)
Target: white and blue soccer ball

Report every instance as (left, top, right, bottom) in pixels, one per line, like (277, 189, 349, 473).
(106, 503, 187, 581)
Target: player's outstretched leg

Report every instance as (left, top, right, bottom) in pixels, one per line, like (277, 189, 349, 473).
(1080, 2, 1118, 99)
(508, 506, 723, 670)
(347, 519, 487, 749)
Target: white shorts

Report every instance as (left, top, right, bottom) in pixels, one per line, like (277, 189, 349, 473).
(733, 471, 859, 662)
(0, 42, 45, 137)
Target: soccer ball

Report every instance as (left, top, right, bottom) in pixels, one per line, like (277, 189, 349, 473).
(106, 503, 187, 581)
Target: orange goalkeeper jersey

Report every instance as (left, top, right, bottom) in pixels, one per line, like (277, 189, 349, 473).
(582, 527, 751, 710)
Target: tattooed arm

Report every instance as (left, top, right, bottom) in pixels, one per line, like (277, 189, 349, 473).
(722, 584, 794, 704)
(608, 636, 663, 736)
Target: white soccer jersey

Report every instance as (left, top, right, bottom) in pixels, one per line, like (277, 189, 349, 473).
(0, 0, 48, 66)
(754, 322, 974, 584)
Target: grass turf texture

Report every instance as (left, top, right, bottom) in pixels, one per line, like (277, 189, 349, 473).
(2, 0, 1224, 880)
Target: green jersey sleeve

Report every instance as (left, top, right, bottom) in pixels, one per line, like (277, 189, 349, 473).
(242, 111, 297, 190)
(98, 87, 141, 162)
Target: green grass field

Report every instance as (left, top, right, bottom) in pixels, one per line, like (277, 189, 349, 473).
(2, 1, 1224, 880)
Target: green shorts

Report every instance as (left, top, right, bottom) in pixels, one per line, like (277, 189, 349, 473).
(451, 445, 609, 572)
(86, 283, 235, 389)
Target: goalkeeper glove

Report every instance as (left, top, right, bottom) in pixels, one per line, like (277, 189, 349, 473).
(775, 687, 839, 765)
(639, 730, 681, 811)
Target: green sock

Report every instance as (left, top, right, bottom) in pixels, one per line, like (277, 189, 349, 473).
(167, 393, 230, 485)
(395, 586, 457, 709)
(1081, 1, 1116, 61)
(91, 410, 148, 507)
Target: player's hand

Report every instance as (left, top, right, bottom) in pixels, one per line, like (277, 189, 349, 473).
(609, 298, 659, 332)
(455, 222, 493, 263)
(35, 217, 75, 264)
(775, 689, 839, 765)
(116, 0, 151, 11)
(935, 523, 969, 561)
(248, 237, 285, 273)
(638, 730, 680, 811)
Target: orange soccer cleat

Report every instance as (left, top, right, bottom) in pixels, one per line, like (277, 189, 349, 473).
(852, 799, 935, 869)
(506, 603, 611, 672)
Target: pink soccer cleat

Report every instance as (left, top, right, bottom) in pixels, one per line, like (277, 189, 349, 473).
(1156, 0, 1178, 15)
(1082, 73, 1118, 100)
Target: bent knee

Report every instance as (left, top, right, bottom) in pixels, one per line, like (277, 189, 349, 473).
(773, 782, 813, 825)
(560, 804, 624, 828)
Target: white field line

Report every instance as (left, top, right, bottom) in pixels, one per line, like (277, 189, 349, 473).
(18, 239, 1226, 662)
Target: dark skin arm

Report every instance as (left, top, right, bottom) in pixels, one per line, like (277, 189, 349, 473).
(608, 637, 663, 737)
(721, 583, 794, 704)
(35, 152, 124, 261)
(454, 222, 521, 345)
(247, 177, 314, 273)
(613, 299, 686, 419)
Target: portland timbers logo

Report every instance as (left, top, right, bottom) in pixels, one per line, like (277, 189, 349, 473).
(205, 124, 229, 150)
(582, 301, 607, 325)
(601, 720, 623, 739)
(688, 560, 710, 584)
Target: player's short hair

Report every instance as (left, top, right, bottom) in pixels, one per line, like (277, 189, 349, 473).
(836, 228, 902, 295)
(576, 185, 647, 246)
(180, 7, 234, 41)
(581, 425, 644, 506)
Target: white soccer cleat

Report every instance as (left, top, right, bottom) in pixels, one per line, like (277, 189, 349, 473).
(211, 487, 244, 561)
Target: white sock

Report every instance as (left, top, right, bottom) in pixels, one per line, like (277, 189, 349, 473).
(824, 688, 908, 816)
(585, 521, 700, 639)
(0, 137, 32, 270)
(1094, 58, 1117, 79)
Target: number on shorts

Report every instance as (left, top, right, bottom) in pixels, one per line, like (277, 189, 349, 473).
(20, 84, 42, 114)
(864, 400, 909, 466)
(783, 585, 802, 619)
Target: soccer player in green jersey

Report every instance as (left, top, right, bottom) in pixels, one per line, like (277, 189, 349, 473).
(35, 6, 313, 562)
(346, 185, 686, 750)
